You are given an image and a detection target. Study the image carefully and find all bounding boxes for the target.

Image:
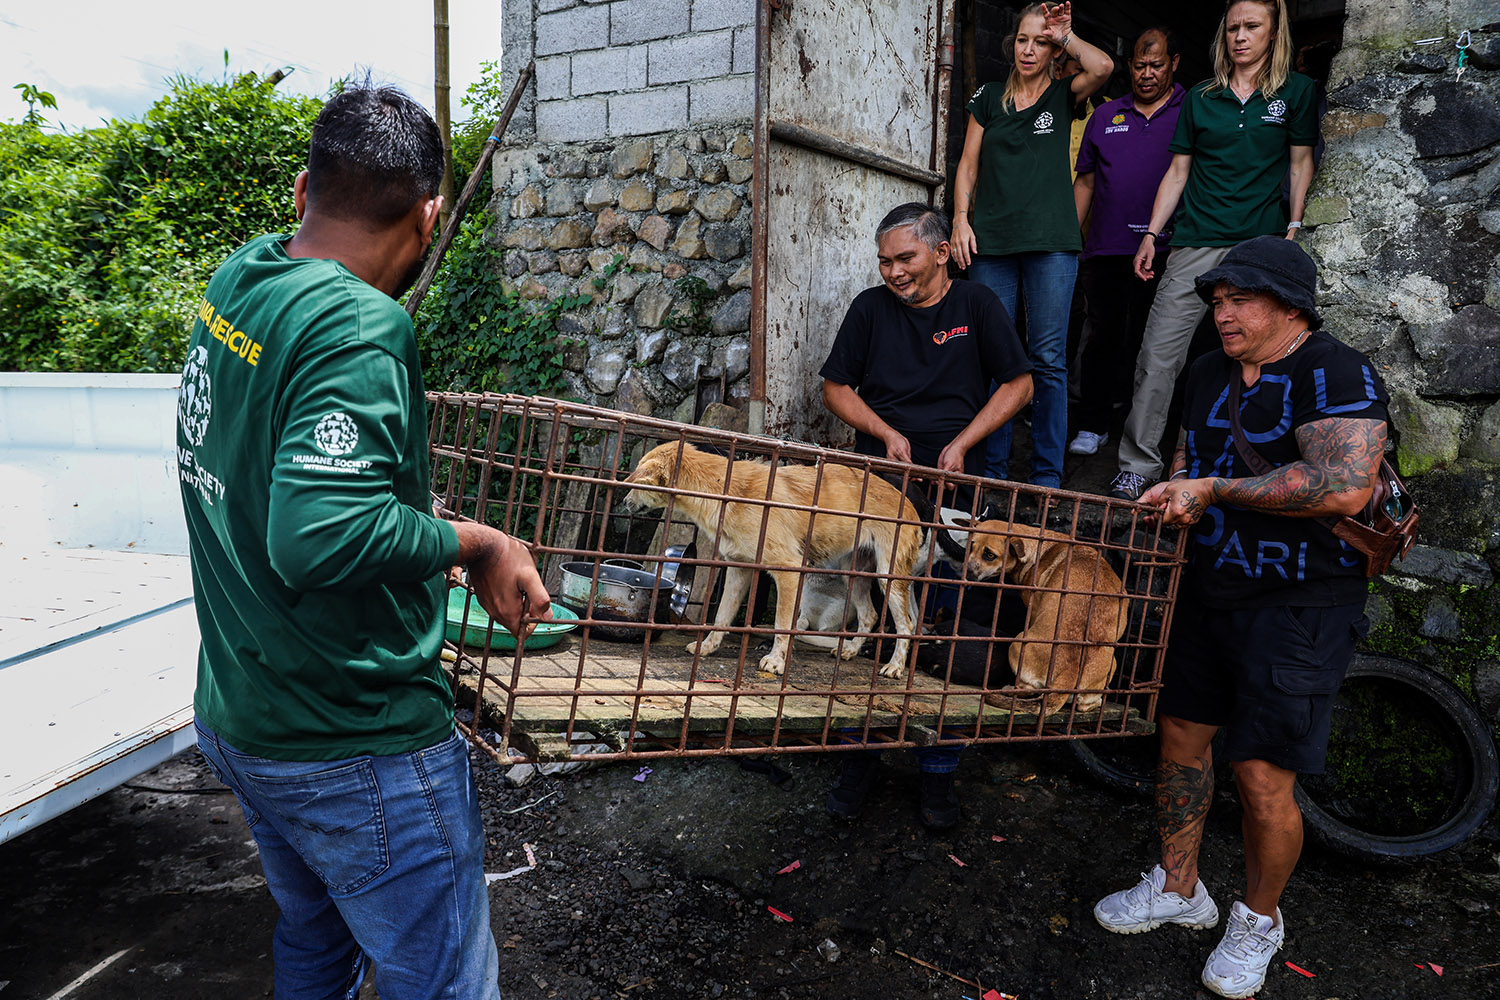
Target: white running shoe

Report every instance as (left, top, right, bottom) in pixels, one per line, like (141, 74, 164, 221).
(1068, 430, 1108, 455)
(1201, 901, 1285, 998)
(1094, 864, 1221, 935)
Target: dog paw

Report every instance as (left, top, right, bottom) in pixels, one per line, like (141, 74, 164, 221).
(877, 663, 904, 679)
(688, 635, 722, 657)
(837, 638, 865, 660)
(758, 652, 787, 675)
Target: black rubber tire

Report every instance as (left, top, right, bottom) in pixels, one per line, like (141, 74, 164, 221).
(1067, 727, 1157, 798)
(1295, 653, 1499, 863)
(1068, 654, 1499, 863)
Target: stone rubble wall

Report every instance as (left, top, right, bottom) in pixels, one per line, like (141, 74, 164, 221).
(1307, 6, 1500, 721)
(486, 126, 755, 426)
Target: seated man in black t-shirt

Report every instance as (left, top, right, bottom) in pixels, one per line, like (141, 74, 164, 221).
(821, 203, 1033, 479)
(819, 202, 1034, 829)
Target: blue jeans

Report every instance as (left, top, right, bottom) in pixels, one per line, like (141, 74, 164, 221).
(196, 720, 501, 1000)
(968, 252, 1079, 489)
(842, 733, 964, 773)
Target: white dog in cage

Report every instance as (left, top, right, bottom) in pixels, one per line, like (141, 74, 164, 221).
(791, 507, 975, 652)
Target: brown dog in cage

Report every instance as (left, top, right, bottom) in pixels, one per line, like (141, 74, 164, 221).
(622, 442, 922, 678)
(955, 518, 1128, 716)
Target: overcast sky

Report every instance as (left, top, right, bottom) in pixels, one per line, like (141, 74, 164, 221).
(0, 1, 498, 131)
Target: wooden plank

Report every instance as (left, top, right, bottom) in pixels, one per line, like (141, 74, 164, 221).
(452, 629, 1150, 759)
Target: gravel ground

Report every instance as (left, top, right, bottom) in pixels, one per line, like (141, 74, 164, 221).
(5, 733, 1494, 1000)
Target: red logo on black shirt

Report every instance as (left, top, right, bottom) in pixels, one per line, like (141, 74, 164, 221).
(933, 325, 970, 345)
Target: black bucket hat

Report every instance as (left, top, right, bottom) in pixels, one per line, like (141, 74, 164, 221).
(1193, 235, 1323, 330)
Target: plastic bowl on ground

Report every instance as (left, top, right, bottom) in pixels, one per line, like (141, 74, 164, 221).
(444, 591, 579, 650)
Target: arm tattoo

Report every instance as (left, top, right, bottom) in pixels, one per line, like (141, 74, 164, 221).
(1168, 431, 1187, 478)
(1214, 417, 1386, 515)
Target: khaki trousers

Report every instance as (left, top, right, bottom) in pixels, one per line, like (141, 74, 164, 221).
(1116, 245, 1234, 479)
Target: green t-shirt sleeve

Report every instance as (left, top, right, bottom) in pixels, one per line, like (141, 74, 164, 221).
(266, 338, 458, 592)
(1288, 75, 1320, 146)
(967, 82, 996, 129)
(1169, 86, 1198, 155)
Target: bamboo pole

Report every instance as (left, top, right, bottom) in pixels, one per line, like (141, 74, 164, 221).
(405, 61, 536, 318)
(435, 0, 455, 232)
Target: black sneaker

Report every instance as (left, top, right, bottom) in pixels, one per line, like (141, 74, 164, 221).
(918, 771, 960, 830)
(826, 754, 880, 819)
(1108, 471, 1149, 502)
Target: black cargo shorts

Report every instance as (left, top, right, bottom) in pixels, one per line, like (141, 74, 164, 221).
(1159, 593, 1369, 774)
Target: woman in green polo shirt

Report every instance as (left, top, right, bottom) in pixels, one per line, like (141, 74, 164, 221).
(951, 1, 1112, 489)
(1108, 0, 1319, 502)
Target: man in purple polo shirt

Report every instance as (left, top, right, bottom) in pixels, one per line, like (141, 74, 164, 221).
(1067, 27, 1185, 457)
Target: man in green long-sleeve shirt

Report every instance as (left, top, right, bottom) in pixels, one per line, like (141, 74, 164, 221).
(177, 83, 547, 1000)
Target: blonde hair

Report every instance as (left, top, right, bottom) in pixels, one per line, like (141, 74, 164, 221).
(1000, 3, 1060, 112)
(1209, 0, 1293, 97)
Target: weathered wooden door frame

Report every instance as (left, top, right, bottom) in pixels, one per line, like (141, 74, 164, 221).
(746, 0, 957, 438)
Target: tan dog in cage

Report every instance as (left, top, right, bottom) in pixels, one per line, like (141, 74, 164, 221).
(955, 518, 1128, 716)
(622, 442, 921, 678)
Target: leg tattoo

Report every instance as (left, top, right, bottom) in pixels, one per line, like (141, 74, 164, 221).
(1157, 755, 1214, 888)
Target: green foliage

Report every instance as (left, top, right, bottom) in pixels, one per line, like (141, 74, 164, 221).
(592, 252, 632, 291)
(13, 83, 57, 129)
(451, 60, 508, 192)
(0, 73, 322, 372)
(413, 208, 588, 398)
(665, 275, 718, 336)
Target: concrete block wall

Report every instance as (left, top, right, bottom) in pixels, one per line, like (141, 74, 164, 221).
(512, 0, 756, 142)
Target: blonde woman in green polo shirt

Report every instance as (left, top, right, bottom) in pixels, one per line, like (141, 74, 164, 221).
(951, 1, 1112, 489)
(1109, 0, 1318, 503)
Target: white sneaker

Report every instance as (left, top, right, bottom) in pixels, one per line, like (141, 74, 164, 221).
(1094, 865, 1220, 935)
(1068, 430, 1108, 455)
(1201, 901, 1285, 998)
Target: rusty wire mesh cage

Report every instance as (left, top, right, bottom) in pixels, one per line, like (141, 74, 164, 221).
(427, 393, 1186, 763)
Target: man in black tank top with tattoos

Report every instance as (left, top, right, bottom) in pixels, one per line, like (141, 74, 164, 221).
(1093, 237, 1389, 999)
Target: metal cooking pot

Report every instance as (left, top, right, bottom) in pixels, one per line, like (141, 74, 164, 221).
(558, 561, 677, 641)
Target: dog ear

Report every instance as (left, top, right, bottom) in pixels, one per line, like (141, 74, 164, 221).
(1008, 535, 1035, 567)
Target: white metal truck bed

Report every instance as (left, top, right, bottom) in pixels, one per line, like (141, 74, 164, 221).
(1, 374, 198, 843)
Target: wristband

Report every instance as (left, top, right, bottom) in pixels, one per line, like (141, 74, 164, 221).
(1286, 220, 1303, 230)
(1144, 231, 1159, 241)
(1169, 469, 1189, 480)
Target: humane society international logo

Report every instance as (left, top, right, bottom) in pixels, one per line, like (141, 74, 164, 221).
(292, 412, 374, 475)
(313, 412, 360, 456)
(1034, 111, 1054, 133)
(178, 345, 213, 446)
(1264, 99, 1287, 124)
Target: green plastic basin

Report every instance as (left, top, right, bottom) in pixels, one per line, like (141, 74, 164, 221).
(444, 592, 579, 650)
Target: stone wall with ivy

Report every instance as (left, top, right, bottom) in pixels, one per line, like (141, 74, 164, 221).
(1306, 0, 1500, 727)
(484, 125, 754, 427)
